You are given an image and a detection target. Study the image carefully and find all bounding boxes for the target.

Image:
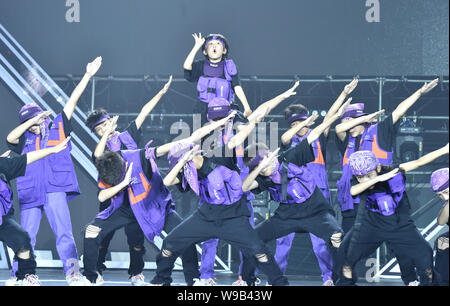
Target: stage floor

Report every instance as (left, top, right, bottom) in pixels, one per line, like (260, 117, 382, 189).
(0, 268, 404, 286)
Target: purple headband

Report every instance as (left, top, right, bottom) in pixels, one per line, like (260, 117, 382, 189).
(288, 112, 309, 125)
(341, 103, 367, 121)
(431, 168, 449, 192)
(91, 114, 111, 131)
(248, 149, 270, 171)
(204, 36, 226, 49)
(349, 150, 380, 176)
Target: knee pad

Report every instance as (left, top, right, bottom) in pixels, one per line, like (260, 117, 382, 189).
(437, 237, 449, 251)
(331, 232, 343, 248)
(85, 225, 102, 239)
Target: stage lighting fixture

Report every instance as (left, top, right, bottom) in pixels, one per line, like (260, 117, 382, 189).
(320, 110, 327, 117)
(396, 116, 423, 163)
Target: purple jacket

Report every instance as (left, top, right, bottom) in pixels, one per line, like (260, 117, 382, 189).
(16, 113, 80, 209)
(366, 172, 405, 216)
(97, 149, 174, 242)
(337, 123, 393, 212)
(291, 134, 330, 202)
(268, 162, 316, 204)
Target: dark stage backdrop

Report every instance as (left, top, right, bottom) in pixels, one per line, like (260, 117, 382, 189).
(0, 0, 448, 77)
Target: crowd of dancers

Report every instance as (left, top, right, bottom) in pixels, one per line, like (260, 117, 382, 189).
(0, 33, 448, 286)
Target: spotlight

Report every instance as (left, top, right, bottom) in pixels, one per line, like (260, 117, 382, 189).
(311, 110, 318, 116)
(320, 110, 327, 117)
(396, 116, 423, 162)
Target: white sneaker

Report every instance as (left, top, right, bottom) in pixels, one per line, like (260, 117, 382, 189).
(20, 274, 41, 286)
(323, 279, 334, 286)
(4, 276, 21, 286)
(82, 273, 104, 286)
(408, 280, 420, 286)
(66, 272, 84, 286)
(193, 278, 217, 286)
(131, 273, 147, 286)
(232, 278, 248, 286)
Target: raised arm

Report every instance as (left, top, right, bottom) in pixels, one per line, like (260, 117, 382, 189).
(135, 76, 172, 130)
(399, 143, 449, 173)
(183, 33, 205, 71)
(335, 109, 385, 134)
(93, 116, 118, 159)
(63, 57, 102, 120)
(163, 145, 201, 187)
(350, 168, 399, 196)
(6, 110, 52, 144)
(242, 148, 279, 192)
(307, 98, 352, 144)
(233, 85, 252, 118)
(247, 81, 299, 123)
(156, 111, 236, 157)
(281, 114, 319, 145)
(26, 137, 71, 164)
(323, 79, 358, 137)
(98, 162, 133, 202)
(391, 78, 439, 125)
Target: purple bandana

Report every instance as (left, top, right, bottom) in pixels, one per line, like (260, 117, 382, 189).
(349, 150, 380, 176)
(431, 168, 449, 192)
(168, 142, 200, 195)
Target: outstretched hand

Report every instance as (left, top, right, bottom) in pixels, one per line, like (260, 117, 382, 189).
(280, 81, 300, 99)
(160, 75, 173, 95)
(377, 168, 399, 182)
(86, 56, 103, 77)
(336, 97, 353, 118)
(259, 148, 280, 174)
(192, 33, 205, 49)
(420, 78, 439, 95)
(344, 79, 359, 95)
(123, 162, 134, 186)
(182, 145, 201, 163)
(52, 136, 71, 153)
(365, 109, 385, 123)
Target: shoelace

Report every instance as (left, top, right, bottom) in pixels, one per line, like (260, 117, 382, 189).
(133, 274, 145, 281)
(24, 274, 40, 285)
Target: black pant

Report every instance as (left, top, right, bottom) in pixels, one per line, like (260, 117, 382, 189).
(336, 223, 435, 286)
(242, 208, 343, 284)
(0, 211, 36, 280)
(434, 231, 449, 286)
(150, 210, 288, 286)
(83, 204, 199, 284)
(96, 202, 146, 275)
(340, 206, 418, 285)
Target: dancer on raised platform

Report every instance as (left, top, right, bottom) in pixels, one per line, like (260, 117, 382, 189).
(184, 33, 252, 121)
